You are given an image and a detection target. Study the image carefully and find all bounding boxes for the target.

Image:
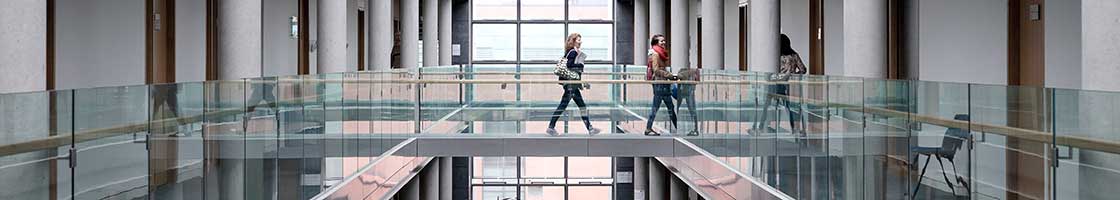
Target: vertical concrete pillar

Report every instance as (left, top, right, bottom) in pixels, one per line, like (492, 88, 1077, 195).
(440, 157, 452, 200)
(369, 0, 392, 71)
(401, 0, 420, 69)
(439, 0, 452, 66)
(217, 0, 263, 79)
(634, 157, 649, 200)
(318, 0, 347, 74)
(723, 0, 741, 71)
(1079, 1, 1120, 199)
(0, 0, 46, 93)
(634, 0, 649, 65)
(700, 0, 723, 70)
(749, 0, 779, 72)
(422, 0, 439, 67)
(649, 0, 666, 35)
(401, 177, 421, 200)
(669, 176, 688, 200)
(842, 0, 887, 78)
(422, 159, 440, 200)
(649, 159, 667, 200)
(670, 0, 690, 69)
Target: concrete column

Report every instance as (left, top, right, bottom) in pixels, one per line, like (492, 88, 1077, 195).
(723, 0, 740, 71)
(422, 0, 438, 67)
(669, 176, 688, 200)
(842, 0, 887, 78)
(401, 0, 420, 69)
(670, 0, 690, 69)
(422, 159, 440, 200)
(700, 0, 723, 70)
(634, 0, 649, 65)
(650, 0, 666, 35)
(0, 3, 48, 199)
(0, 0, 46, 93)
(1079, 1, 1120, 199)
(217, 0, 263, 79)
(440, 157, 452, 200)
(649, 159, 667, 200)
(401, 177, 421, 200)
(439, 0, 452, 66)
(749, 0, 779, 72)
(317, 0, 347, 74)
(369, 0, 392, 71)
(634, 157, 649, 200)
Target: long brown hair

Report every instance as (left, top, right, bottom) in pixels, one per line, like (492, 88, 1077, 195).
(565, 33, 582, 53)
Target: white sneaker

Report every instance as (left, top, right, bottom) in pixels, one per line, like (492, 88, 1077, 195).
(546, 128, 559, 136)
(588, 127, 601, 136)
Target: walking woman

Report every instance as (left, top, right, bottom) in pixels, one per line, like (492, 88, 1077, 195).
(753, 34, 807, 134)
(676, 68, 700, 136)
(645, 34, 679, 136)
(547, 33, 602, 136)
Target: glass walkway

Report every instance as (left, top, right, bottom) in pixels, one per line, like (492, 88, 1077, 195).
(1, 65, 1117, 199)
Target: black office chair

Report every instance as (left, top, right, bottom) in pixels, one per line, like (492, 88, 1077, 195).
(911, 114, 971, 199)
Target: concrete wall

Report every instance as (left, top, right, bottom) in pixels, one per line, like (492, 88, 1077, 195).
(915, 0, 1007, 85)
(264, 0, 299, 77)
(823, 0, 843, 76)
(779, 0, 810, 70)
(1044, 0, 1081, 89)
(177, 0, 207, 82)
(0, 0, 47, 93)
(56, 0, 146, 89)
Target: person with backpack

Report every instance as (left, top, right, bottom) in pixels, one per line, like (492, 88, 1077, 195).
(645, 34, 679, 136)
(546, 33, 602, 136)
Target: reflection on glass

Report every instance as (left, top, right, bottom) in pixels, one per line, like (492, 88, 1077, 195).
(567, 157, 611, 178)
(522, 157, 565, 178)
(474, 186, 517, 200)
(521, 186, 565, 200)
(568, 186, 612, 200)
(568, 0, 612, 20)
(521, 0, 564, 20)
(473, 24, 518, 61)
(521, 24, 566, 61)
(567, 24, 613, 61)
(473, 0, 517, 20)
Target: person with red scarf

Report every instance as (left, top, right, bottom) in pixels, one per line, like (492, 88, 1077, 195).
(645, 34, 679, 136)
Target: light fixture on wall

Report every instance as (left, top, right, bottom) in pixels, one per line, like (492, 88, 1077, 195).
(290, 16, 299, 39)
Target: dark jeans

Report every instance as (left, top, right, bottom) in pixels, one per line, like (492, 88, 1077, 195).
(646, 84, 679, 131)
(676, 93, 698, 130)
(548, 85, 592, 130)
(754, 84, 801, 133)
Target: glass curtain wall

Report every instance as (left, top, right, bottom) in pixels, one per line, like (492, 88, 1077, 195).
(472, 0, 614, 64)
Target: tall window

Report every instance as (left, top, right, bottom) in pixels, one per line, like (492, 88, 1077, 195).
(473, 157, 614, 200)
(472, 0, 615, 64)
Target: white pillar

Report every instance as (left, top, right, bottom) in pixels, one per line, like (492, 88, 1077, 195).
(670, 0, 690, 69)
(369, 0, 392, 71)
(318, 0, 347, 74)
(402, 177, 421, 200)
(440, 157, 452, 200)
(649, 159, 667, 200)
(842, 0, 887, 78)
(0, 0, 46, 93)
(423, 0, 439, 67)
(401, 0, 420, 69)
(422, 159, 440, 200)
(217, 0, 263, 79)
(701, 0, 722, 70)
(1079, 1, 1120, 199)
(439, 0, 452, 66)
(669, 176, 687, 200)
(634, 157, 649, 200)
(634, 0, 649, 65)
(0, 3, 48, 199)
(650, 0, 666, 35)
(724, 0, 741, 71)
(749, 0, 779, 72)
